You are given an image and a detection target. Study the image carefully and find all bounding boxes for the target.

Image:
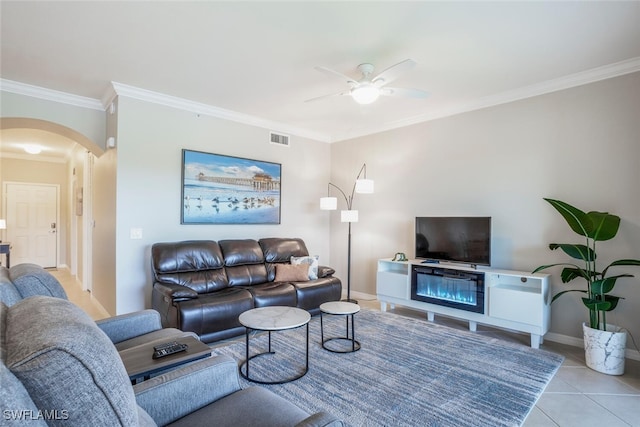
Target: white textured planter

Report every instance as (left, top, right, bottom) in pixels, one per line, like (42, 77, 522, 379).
(583, 323, 627, 375)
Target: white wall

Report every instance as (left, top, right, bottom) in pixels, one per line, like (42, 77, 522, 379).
(330, 71, 640, 347)
(113, 97, 332, 314)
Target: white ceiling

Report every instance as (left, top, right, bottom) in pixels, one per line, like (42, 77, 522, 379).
(1, 1, 640, 158)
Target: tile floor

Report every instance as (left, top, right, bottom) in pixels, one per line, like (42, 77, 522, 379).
(53, 269, 640, 427)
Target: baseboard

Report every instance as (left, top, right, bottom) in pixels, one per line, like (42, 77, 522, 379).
(544, 331, 640, 362)
(345, 290, 378, 302)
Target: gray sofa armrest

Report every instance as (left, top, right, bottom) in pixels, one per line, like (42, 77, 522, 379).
(9, 263, 68, 300)
(133, 355, 241, 426)
(295, 412, 345, 427)
(96, 309, 163, 344)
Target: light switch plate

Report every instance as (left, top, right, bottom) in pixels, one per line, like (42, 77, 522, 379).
(130, 228, 143, 239)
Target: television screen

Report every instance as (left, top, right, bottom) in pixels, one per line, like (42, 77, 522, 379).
(415, 217, 491, 266)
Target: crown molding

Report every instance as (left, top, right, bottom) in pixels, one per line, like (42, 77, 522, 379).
(109, 82, 332, 143)
(330, 57, 640, 142)
(0, 79, 104, 111)
(4, 56, 639, 144)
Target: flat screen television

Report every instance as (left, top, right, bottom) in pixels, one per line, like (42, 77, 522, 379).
(415, 217, 491, 266)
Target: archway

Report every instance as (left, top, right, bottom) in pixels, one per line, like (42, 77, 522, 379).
(0, 117, 104, 156)
(0, 117, 101, 291)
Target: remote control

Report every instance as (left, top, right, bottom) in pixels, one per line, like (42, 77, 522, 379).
(153, 341, 180, 352)
(152, 342, 189, 359)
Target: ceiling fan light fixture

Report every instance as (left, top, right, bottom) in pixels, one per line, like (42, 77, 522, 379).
(351, 84, 380, 105)
(24, 144, 42, 155)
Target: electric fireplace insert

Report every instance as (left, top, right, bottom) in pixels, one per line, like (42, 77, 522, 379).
(411, 265, 485, 314)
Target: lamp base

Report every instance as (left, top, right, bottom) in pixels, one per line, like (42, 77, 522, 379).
(341, 298, 358, 304)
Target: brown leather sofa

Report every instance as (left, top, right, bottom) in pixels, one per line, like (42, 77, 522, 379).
(151, 238, 342, 343)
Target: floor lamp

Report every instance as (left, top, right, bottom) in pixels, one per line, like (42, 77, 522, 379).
(320, 163, 374, 303)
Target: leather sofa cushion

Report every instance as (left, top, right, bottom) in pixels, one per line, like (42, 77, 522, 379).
(178, 288, 254, 337)
(225, 264, 269, 286)
(259, 238, 309, 263)
(219, 240, 264, 266)
(152, 240, 225, 272)
(241, 282, 297, 308)
(219, 240, 269, 286)
(152, 241, 229, 293)
(293, 277, 342, 312)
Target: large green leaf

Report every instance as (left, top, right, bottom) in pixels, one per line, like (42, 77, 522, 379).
(533, 262, 578, 274)
(544, 198, 621, 241)
(609, 259, 640, 267)
(591, 277, 619, 294)
(602, 259, 640, 277)
(544, 199, 589, 237)
(582, 297, 612, 312)
(585, 211, 620, 241)
(582, 295, 621, 312)
(560, 267, 591, 283)
(551, 288, 587, 303)
(550, 243, 595, 262)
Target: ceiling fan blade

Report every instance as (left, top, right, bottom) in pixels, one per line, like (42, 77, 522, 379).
(371, 59, 417, 87)
(314, 66, 359, 86)
(304, 90, 350, 103)
(380, 87, 429, 99)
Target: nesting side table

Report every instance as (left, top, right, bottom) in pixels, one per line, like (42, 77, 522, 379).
(320, 301, 361, 353)
(238, 306, 310, 384)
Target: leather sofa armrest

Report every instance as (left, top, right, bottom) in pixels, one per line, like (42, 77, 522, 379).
(153, 282, 198, 300)
(317, 266, 335, 278)
(133, 355, 241, 426)
(295, 412, 345, 427)
(96, 309, 162, 344)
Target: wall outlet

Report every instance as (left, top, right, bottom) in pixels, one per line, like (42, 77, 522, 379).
(130, 228, 143, 239)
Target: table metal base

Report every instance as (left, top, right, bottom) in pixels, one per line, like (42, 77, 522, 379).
(320, 312, 361, 353)
(239, 323, 309, 384)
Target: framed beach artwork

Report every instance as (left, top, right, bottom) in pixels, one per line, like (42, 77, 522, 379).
(181, 149, 281, 224)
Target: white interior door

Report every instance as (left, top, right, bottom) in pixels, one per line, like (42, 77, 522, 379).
(5, 182, 58, 268)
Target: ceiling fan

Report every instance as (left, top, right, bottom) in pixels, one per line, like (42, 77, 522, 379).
(306, 59, 428, 105)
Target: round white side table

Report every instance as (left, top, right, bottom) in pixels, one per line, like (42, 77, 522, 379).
(319, 301, 361, 353)
(238, 306, 310, 384)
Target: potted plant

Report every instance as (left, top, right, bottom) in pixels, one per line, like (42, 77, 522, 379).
(533, 198, 640, 375)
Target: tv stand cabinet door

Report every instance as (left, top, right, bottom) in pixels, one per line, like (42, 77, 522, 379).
(376, 260, 410, 300)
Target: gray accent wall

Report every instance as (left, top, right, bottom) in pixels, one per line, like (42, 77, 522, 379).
(329, 71, 640, 346)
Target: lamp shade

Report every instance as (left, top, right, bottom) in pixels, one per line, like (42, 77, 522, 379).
(355, 178, 374, 194)
(0, 219, 5, 230)
(320, 197, 337, 210)
(341, 210, 359, 223)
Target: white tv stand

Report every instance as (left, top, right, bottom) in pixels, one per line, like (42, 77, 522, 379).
(376, 259, 551, 348)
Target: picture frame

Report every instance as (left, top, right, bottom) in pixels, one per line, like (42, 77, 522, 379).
(181, 149, 281, 224)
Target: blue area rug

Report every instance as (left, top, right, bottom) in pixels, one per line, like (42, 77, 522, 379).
(212, 308, 563, 427)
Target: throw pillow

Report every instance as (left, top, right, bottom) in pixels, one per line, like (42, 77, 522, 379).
(274, 263, 310, 282)
(290, 255, 319, 280)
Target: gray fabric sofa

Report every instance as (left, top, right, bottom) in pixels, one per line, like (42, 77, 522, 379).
(0, 296, 343, 427)
(0, 263, 194, 352)
(0, 263, 67, 306)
